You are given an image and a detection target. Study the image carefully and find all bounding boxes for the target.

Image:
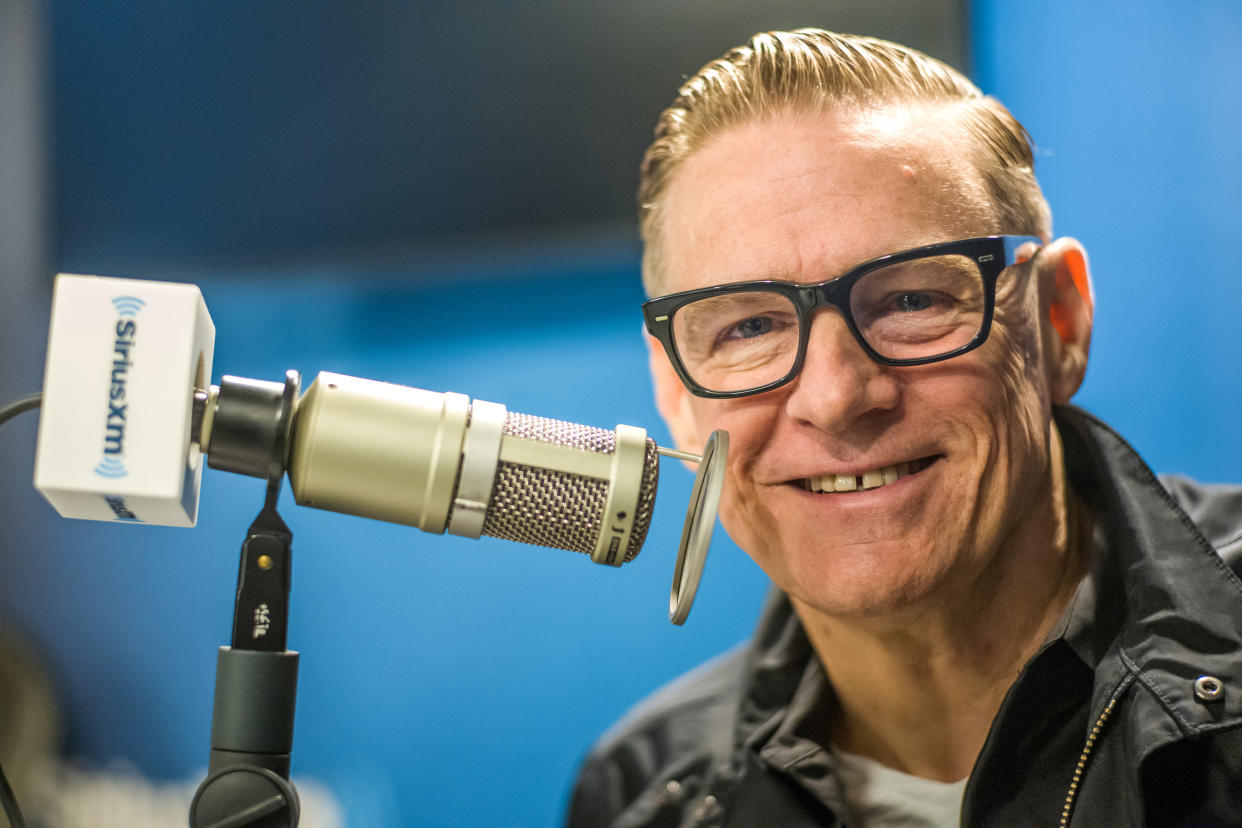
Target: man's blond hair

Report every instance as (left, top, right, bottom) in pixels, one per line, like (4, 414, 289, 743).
(639, 29, 1052, 295)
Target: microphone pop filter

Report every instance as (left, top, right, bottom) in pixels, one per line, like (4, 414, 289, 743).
(669, 430, 727, 625)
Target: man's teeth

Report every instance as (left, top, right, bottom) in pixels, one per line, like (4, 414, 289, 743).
(806, 462, 913, 493)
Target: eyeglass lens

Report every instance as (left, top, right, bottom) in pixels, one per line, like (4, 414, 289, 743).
(670, 253, 986, 393)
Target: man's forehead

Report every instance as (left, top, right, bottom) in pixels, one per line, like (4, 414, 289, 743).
(666, 105, 990, 220)
(659, 106, 995, 289)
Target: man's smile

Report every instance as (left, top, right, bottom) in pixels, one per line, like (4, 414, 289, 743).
(796, 455, 941, 493)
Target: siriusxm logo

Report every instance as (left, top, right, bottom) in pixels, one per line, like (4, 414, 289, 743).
(94, 295, 144, 479)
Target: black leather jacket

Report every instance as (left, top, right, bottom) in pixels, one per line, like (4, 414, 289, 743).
(567, 407, 1242, 826)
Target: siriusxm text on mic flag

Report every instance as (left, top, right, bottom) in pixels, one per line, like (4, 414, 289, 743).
(34, 274, 215, 526)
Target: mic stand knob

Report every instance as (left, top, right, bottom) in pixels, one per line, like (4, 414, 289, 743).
(190, 765, 300, 828)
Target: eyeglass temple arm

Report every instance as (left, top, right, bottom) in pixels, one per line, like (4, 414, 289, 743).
(1004, 235, 1044, 263)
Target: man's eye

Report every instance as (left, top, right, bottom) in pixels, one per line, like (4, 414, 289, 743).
(725, 316, 774, 339)
(894, 292, 935, 312)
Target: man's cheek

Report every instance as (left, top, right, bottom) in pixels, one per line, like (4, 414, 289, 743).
(991, 302, 1047, 393)
(718, 481, 771, 549)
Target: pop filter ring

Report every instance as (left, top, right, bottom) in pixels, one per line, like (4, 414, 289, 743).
(669, 429, 728, 625)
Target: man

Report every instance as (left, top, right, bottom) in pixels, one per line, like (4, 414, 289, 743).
(568, 29, 1242, 826)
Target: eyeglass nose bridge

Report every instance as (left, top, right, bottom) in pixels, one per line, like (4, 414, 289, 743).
(799, 274, 856, 315)
(793, 272, 870, 344)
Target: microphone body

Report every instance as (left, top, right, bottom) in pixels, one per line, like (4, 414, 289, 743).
(284, 373, 658, 566)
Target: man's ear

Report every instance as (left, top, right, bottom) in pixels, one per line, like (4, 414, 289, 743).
(1039, 237, 1094, 405)
(647, 334, 702, 454)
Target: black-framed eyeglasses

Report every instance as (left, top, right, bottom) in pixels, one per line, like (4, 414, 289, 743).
(643, 235, 1042, 399)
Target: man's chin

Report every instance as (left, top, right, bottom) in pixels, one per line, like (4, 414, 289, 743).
(773, 538, 959, 622)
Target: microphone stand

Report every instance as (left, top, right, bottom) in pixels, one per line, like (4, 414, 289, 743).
(179, 367, 727, 825)
(189, 372, 303, 827)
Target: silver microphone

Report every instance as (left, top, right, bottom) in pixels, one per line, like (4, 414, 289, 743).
(198, 371, 725, 622)
(276, 373, 656, 566)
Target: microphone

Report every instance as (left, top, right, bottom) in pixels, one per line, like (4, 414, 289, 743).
(197, 370, 724, 622)
(33, 273, 726, 622)
(265, 372, 661, 567)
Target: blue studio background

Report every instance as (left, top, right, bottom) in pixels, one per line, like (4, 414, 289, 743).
(0, 2, 1239, 826)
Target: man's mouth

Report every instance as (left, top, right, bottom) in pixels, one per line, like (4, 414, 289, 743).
(798, 456, 938, 493)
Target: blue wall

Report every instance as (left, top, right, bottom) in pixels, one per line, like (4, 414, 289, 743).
(975, 0, 1242, 482)
(3, 2, 1241, 825)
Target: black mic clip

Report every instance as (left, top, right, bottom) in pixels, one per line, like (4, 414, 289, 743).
(190, 371, 302, 828)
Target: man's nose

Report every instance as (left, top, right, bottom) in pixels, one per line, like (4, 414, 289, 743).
(781, 309, 900, 433)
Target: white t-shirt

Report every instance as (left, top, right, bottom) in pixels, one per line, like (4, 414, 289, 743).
(831, 747, 967, 827)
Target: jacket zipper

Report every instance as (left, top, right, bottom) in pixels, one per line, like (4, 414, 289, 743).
(1058, 694, 1120, 826)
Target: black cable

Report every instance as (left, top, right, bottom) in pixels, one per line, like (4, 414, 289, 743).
(0, 755, 26, 828)
(0, 394, 41, 429)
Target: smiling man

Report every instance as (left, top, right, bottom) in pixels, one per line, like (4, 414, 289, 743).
(567, 29, 1242, 827)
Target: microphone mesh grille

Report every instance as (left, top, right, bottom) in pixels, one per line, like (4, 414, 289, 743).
(481, 413, 659, 561)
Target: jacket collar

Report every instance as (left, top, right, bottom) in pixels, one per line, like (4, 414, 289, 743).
(1056, 405, 1242, 737)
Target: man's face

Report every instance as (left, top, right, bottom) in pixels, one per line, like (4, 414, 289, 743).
(651, 107, 1063, 619)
